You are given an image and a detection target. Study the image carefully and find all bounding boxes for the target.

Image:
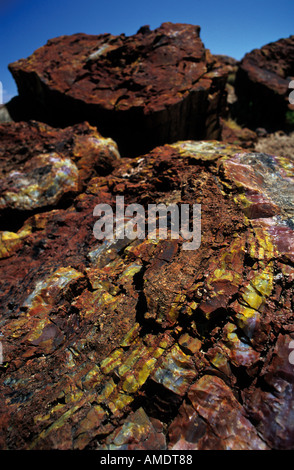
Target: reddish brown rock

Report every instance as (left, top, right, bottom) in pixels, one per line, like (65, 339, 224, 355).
(8, 23, 228, 156)
(0, 125, 293, 450)
(168, 375, 269, 450)
(0, 120, 120, 232)
(97, 408, 166, 450)
(234, 35, 294, 131)
(242, 333, 294, 450)
(0, 120, 119, 189)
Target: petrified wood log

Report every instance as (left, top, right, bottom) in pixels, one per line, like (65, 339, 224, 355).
(234, 35, 294, 131)
(0, 121, 293, 450)
(8, 23, 228, 156)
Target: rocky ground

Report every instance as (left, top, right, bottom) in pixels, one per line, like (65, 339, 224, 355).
(254, 130, 294, 157)
(0, 23, 293, 450)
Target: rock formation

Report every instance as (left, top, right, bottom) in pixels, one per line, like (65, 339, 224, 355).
(8, 23, 228, 157)
(234, 35, 294, 131)
(0, 23, 294, 451)
(0, 124, 293, 449)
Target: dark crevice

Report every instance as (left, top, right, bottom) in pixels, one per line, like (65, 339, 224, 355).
(133, 263, 148, 324)
(192, 307, 233, 352)
(230, 364, 256, 395)
(133, 263, 164, 336)
(244, 251, 257, 268)
(134, 378, 184, 424)
(0, 192, 76, 233)
(254, 374, 280, 397)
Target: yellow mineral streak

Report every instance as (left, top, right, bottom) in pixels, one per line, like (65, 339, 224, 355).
(167, 293, 186, 323)
(251, 264, 274, 298)
(100, 349, 124, 374)
(118, 343, 148, 377)
(108, 393, 133, 414)
(0, 225, 32, 259)
(241, 283, 263, 311)
(120, 323, 141, 347)
(171, 140, 240, 161)
(235, 306, 260, 336)
(248, 225, 275, 262)
(206, 237, 244, 294)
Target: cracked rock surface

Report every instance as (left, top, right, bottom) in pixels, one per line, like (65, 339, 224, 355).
(0, 128, 293, 449)
(8, 23, 228, 157)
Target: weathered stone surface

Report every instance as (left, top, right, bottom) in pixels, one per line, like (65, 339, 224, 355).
(0, 123, 293, 450)
(97, 408, 166, 450)
(168, 375, 269, 450)
(234, 35, 294, 131)
(0, 120, 120, 231)
(8, 23, 228, 156)
(0, 120, 120, 188)
(0, 152, 79, 211)
(242, 333, 294, 450)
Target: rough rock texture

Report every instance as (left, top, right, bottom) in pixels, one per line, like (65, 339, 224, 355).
(234, 35, 294, 131)
(1, 21, 294, 452)
(0, 122, 293, 450)
(0, 120, 120, 231)
(8, 23, 228, 157)
(254, 130, 294, 158)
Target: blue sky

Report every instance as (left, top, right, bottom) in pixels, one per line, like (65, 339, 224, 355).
(0, 0, 293, 103)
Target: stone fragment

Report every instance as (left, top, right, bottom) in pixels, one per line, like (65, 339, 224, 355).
(168, 375, 269, 450)
(0, 152, 79, 211)
(178, 333, 202, 355)
(97, 408, 166, 450)
(242, 334, 294, 450)
(151, 344, 197, 396)
(0, 121, 120, 203)
(219, 322, 260, 369)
